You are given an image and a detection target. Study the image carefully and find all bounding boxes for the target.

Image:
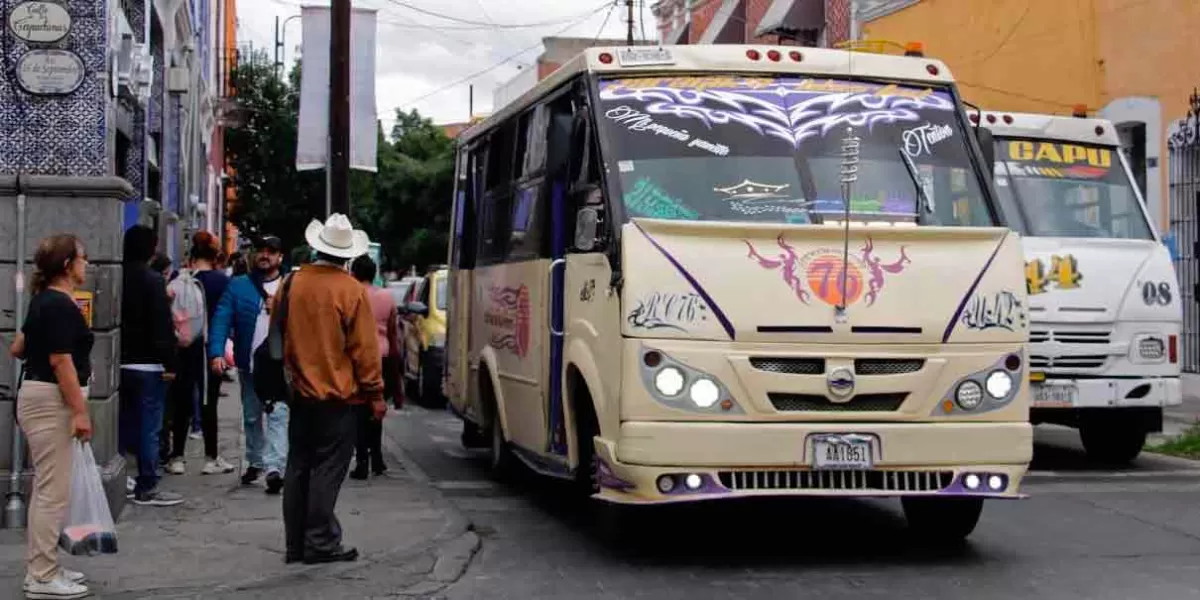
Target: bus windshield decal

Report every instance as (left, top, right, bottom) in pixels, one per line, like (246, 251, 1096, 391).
(1003, 140, 1113, 180)
(599, 77, 954, 149)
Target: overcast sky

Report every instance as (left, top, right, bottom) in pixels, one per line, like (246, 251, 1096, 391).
(238, 0, 655, 128)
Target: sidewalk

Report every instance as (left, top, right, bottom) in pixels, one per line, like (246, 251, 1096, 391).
(1167, 373, 1200, 428)
(0, 376, 476, 598)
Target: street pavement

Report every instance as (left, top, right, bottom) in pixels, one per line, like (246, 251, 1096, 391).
(385, 399, 1200, 600)
(0, 376, 476, 599)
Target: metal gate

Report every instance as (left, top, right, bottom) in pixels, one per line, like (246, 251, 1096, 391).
(1169, 89, 1200, 373)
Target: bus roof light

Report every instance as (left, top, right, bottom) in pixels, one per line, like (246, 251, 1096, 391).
(1002, 114, 1013, 124)
(1072, 104, 1088, 118)
(1095, 125, 1105, 136)
(598, 52, 614, 65)
(789, 50, 803, 62)
(925, 63, 939, 76)
(767, 49, 781, 62)
(746, 49, 761, 61)
(986, 114, 997, 124)
(904, 41, 924, 56)
(968, 113, 980, 124)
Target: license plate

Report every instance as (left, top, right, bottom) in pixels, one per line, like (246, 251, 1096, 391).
(1033, 383, 1077, 408)
(813, 438, 873, 470)
(616, 47, 675, 67)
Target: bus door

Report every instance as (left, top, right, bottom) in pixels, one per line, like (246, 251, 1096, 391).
(446, 148, 476, 418)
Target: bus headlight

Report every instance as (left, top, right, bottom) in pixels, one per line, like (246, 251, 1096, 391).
(689, 378, 720, 408)
(1138, 337, 1165, 361)
(955, 381, 984, 410)
(654, 367, 686, 397)
(985, 370, 1013, 399)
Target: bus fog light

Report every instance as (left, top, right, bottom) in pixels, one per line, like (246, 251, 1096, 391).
(987, 475, 1005, 491)
(656, 475, 676, 494)
(654, 367, 685, 397)
(689, 378, 720, 408)
(955, 381, 983, 410)
(964, 474, 981, 490)
(684, 474, 703, 490)
(985, 371, 1012, 399)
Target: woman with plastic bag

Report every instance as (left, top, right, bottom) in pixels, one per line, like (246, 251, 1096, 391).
(10, 234, 99, 599)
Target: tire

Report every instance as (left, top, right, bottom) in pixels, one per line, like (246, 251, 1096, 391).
(419, 353, 446, 408)
(571, 381, 600, 499)
(460, 420, 487, 449)
(482, 374, 514, 480)
(902, 497, 984, 544)
(1080, 419, 1147, 465)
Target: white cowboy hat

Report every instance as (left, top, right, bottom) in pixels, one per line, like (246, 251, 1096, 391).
(305, 213, 370, 259)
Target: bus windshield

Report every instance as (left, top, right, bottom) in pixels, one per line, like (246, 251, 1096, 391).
(993, 137, 1153, 240)
(595, 75, 994, 226)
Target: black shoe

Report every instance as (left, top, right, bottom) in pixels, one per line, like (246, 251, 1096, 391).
(285, 552, 304, 564)
(349, 464, 368, 480)
(265, 472, 284, 495)
(303, 546, 358, 564)
(241, 466, 262, 485)
(372, 462, 387, 477)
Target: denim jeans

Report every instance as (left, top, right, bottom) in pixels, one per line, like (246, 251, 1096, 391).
(239, 370, 289, 475)
(119, 368, 167, 494)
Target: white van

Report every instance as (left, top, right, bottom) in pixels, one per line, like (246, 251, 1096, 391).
(979, 109, 1181, 463)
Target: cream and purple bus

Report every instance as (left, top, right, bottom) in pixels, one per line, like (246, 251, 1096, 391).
(444, 44, 1031, 542)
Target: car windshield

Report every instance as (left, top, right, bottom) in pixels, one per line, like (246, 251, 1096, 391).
(435, 276, 447, 311)
(993, 137, 1153, 240)
(595, 75, 994, 226)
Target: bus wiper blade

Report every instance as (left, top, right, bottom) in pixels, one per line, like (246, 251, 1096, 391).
(898, 147, 934, 221)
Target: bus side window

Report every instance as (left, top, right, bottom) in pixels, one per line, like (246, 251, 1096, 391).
(510, 106, 549, 261)
(479, 122, 519, 265)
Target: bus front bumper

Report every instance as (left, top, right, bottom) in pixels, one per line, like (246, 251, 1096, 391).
(1030, 376, 1180, 409)
(593, 421, 1031, 505)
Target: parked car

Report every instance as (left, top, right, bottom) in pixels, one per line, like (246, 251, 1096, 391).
(400, 268, 448, 406)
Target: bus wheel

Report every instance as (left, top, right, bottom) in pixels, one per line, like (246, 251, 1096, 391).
(1080, 418, 1147, 465)
(571, 381, 600, 499)
(902, 497, 984, 544)
(460, 421, 487, 449)
(482, 375, 514, 480)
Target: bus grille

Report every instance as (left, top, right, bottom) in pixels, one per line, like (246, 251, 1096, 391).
(750, 357, 825, 375)
(1030, 355, 1108, 370)
(768, 393, 907, 412)
(854, 358, 925, 375)
(1030, 329, 1111, 345)
(718, 469, 954, 492)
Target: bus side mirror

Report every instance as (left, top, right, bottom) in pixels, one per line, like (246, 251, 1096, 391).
(573, 185, 604, 252)
(975, 127, 996, 178)
(406, 301, 429, 317)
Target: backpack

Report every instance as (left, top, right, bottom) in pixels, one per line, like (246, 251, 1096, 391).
(252, 274, 295, 407)
(167, 269, 207, 347)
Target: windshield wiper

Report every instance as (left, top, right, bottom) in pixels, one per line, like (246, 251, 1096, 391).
(898, 147, 934, 225)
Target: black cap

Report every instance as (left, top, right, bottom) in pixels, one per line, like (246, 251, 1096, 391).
(254, 235, 282, 252)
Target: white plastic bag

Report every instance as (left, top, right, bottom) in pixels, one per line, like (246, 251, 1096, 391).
(58, 441, 118, 556)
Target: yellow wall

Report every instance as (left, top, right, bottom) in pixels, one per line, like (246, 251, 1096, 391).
(863, 0, 1200, 228)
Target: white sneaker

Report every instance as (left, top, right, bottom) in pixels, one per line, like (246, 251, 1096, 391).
(166, 458, 186, 475)
(25, 570, 85, 586)
(189, 430, 203, 440)
(202, 457, 235, 475)
(23, 571, 90, 599)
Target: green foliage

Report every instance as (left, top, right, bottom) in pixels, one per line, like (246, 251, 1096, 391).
(223, 53, 454, 272)
(1148, 423, 1200, 459)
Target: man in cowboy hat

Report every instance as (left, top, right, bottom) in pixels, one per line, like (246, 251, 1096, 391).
(278, 214, 386, 565)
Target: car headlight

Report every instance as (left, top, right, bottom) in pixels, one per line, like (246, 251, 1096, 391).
(985, 370, 1013, 399)
(689, 378, 720, 408)
(955, 380, 983, 410)
(654, 367, 685, 397)
(1138, 337, 1165, 360)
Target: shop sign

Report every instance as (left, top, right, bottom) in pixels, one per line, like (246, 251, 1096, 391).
(16, 49, 85, 95)
(8, 1, 71, 44)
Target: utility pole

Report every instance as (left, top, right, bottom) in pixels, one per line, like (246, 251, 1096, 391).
(468, 84, 474, 120)
(626, 0, 634, 45)
(328, 0, 351, 217)
(273, 16, 281, 76)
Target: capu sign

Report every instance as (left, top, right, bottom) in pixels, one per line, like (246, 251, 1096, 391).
(1007, 141, 1111, 168)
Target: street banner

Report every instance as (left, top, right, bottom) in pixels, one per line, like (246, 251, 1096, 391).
(296, 6, 378, 172)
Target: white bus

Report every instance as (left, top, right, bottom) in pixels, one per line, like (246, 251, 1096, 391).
(979, 109, 1181, 463)
(445, 44, 1031, 542)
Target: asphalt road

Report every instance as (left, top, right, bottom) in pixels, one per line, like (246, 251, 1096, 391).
(386, 406, 1200, 600)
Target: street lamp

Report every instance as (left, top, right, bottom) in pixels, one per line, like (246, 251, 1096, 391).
(275, 14, 302, 77)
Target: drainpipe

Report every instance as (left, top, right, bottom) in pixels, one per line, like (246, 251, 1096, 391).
(5, 172, 28, 529)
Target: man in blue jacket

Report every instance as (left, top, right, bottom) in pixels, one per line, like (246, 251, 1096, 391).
(208, 236, 290, 494)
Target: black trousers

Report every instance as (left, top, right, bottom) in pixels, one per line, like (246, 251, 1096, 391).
(354, 404, 383, 472)
(202, 364, 222, 458)
(283, 400, 356, 556)
(167, 340, 205, 460)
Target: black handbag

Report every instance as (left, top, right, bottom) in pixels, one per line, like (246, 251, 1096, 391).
(252, 274, 295, 409)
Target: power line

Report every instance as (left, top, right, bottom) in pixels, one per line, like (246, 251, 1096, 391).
(961, 0, 1032, 66)
(594, 1, 618, 44)
(381, 0, 611, 29)
(398, 3, 611, 109)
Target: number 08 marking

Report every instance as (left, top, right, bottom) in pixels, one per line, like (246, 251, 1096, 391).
(1142, 281, 1173, 306)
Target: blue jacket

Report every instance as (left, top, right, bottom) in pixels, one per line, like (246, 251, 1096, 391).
(208, 273, 273, 369)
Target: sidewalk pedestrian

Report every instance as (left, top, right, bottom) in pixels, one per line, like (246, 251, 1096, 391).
(11, 234, 94, 599)
(165, 232, 235, 475)
(209, 235, 290, 494)
(349, 254, 402, 480)
(282, 214, 385, 565)
(119, 225, 184, 507)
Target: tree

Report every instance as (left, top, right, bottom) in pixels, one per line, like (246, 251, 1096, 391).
(224, 53, 453, 272)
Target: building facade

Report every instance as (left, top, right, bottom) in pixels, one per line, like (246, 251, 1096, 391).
(0, 0, 231, 262)
(650, 0, 859, 48)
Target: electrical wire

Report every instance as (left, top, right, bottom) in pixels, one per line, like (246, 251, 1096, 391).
(639, 0, 649, 42)
(954, 80, 1079, 109)
(594, 1, 618, 45)
(381, 0, 612, 30)
(398, 3, 611, 109)
(961, 0, 1032, 66)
